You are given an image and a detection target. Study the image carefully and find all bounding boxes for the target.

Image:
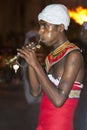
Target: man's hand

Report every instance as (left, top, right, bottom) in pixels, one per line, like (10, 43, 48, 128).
(17, 43, 39, 68)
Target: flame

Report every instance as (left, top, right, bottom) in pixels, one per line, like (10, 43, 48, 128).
(68, 6, 87, 25)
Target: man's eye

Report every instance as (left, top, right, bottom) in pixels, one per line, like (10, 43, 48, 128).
(44, 24, 48, 29)
(39, 23, 49, 29)
(41, 23, 46, 27)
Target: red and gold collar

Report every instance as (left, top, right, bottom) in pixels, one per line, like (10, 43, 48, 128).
(45, 41, 80, 72)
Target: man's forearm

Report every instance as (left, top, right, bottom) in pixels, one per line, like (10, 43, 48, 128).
(28, 66, 41, 96)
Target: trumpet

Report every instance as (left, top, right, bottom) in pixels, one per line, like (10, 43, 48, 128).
(5, 40, 41, 73)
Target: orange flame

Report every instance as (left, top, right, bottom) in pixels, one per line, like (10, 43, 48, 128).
(68, 6, 87, 25)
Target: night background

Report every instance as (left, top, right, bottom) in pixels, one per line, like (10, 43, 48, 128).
(0, 0, 87, 130)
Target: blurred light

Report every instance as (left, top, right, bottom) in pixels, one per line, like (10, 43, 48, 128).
(13, 64, 19, 73)
(69, 6, 87, 25)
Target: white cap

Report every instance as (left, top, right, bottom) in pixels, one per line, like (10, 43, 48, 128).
(38, 4, 70, 30)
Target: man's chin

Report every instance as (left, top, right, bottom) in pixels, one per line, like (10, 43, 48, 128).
(40, 39, 50, 46)
(40, 39, 46, 44)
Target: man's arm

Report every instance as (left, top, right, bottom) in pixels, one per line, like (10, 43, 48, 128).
(33, 51, 84, 107)
(28, 66, 41, 97)
(17, 47, 84, 107)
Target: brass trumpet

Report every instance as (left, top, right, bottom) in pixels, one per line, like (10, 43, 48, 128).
(5, 40, 41, 73)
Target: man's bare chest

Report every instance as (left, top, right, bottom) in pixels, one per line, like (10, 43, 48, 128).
(48, 58, 66, 79)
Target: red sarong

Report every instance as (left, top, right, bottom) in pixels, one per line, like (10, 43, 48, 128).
(36, 83, 82, 130)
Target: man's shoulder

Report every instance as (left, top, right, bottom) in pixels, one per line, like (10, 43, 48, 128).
(66, 49, 83, 63)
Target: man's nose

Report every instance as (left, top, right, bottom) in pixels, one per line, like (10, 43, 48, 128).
(38, 27, 44, 35)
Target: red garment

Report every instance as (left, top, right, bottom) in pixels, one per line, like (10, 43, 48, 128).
(36, 83, 81, 130)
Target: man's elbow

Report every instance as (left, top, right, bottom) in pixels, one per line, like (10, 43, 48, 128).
(30, 90, 41, 97)
(53, 98, 66, 108)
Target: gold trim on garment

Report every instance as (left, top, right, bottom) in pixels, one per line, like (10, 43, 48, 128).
(69, 90, 81, 98)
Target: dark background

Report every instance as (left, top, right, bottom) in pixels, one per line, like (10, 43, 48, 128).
(0, 0, 87, 130)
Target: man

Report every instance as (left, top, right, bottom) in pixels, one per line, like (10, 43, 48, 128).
(17, 4, 84, 130)
(22, 30, 47, 104)
(22, 31, 42, 104)
(74, 22, 87, 130)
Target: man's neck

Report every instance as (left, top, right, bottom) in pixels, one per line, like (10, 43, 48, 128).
(53, 38, 68, 50)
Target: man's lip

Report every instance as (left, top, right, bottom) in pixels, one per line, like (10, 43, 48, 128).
(40, 37, 44, 42)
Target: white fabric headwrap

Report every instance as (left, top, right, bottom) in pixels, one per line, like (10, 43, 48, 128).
(38, 4, 70, 30)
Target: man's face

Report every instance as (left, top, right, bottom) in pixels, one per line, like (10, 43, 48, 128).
(38, 20, 60, 47)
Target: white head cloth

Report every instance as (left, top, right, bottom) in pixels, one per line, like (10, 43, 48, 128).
(38, 4, 70, 30)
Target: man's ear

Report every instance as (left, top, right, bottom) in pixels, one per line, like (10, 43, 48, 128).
(58, 24, 65, 32)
